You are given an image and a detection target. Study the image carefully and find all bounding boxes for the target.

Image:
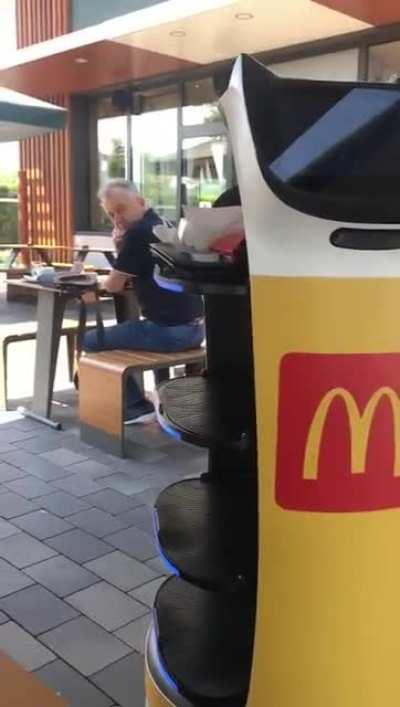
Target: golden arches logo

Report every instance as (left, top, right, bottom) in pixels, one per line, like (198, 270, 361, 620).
(303, 387, 400, 480)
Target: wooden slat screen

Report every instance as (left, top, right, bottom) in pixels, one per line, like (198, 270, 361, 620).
(16, 0, 73, 262)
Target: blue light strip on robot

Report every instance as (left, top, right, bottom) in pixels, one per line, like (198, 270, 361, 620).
(156, 407, 182, 441)
(152, 509, 180, 577)
(154, 271, 185, 293)
(152, 611, 180, 693)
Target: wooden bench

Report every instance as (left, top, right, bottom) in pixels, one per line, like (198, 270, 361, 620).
(79, 348, 206, 457)
(0, 651, 67, 707)
(0, 319, 80, 409)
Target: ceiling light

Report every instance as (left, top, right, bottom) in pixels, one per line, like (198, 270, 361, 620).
(75, 57, 88, 64)
(170, 30, 186, 37)
(235, 12, 254, 20)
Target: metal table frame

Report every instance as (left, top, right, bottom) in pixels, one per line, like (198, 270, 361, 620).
(6, 280, 139, 430)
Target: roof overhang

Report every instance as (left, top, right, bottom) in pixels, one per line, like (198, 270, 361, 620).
(314, 0, 400, 27)
(1, 0, 397, 98)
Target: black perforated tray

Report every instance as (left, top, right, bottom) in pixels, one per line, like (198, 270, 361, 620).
(157, 376, 252, 450)
(154, 576, 255, 704)
(155, 477, 257, 590)
(152, 243, 248, 295)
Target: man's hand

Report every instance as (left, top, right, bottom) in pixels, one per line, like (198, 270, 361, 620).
(112, 220, 127, 253)
(81, 290, 97, 305)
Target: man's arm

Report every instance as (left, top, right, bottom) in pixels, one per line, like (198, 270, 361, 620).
(104, 269, 130, 294)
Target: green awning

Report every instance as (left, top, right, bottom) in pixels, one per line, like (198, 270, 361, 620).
(0, 87, 67, 142)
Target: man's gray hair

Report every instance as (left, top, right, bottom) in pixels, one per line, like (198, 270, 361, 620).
(98, 178, 140, 201)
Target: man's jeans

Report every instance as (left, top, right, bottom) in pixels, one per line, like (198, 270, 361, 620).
(83, 319, 204, 407)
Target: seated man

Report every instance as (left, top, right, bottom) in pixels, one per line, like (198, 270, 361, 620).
(84, 178, 204, 424)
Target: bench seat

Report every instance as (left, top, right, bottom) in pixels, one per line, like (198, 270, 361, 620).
(79, 348, 206, 457)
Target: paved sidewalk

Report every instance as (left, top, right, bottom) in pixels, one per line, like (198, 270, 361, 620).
(0, 410, 206, 706)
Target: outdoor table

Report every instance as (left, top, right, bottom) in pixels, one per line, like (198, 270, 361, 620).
(6, 279, 139, 430)
(0, 243, 116, 271)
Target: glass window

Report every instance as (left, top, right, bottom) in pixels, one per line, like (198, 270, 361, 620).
(242, 55, 400, 224)
(182, 135, 231, 209)
(368, 41, 400, 83)
(131, 107, 178, 222)
(183, 77, 222, 126)
(98, 116, 127, 186)
(96, 116, 127, 228)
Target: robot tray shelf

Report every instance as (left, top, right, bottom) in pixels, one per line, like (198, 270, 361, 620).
(154, 576, 255, 705)
(157, 376, 253, 450)
(155, 476, 257, 590)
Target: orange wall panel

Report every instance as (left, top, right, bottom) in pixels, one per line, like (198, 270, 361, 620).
(17, 0, 73, 258)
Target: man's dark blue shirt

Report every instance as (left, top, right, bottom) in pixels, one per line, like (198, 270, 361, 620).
(114, 208, 203, 326)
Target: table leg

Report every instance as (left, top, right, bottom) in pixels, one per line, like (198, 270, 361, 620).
(21, 291, 67, 429)
(104, 251, 116, 267)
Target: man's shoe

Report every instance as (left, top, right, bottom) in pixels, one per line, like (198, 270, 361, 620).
(124, 399, 156, 425)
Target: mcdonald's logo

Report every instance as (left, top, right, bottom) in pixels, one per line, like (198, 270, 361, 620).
(276, 353, 400, 512)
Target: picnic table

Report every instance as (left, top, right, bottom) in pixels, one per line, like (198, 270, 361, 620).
(6, 278, 139, 430)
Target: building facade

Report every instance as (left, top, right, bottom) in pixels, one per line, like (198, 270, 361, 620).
(4, 0, 400, 248)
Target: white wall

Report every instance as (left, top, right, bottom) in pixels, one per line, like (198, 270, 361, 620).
(269, 48, 360, 81)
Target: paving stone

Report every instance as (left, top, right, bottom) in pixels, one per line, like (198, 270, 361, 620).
(126, 445, 168, 465)
(0, 442, 18, 454)
(0, 451, 70, 481)
(36, 660, 114, 707)
(40, 617, 131, 676)
(18, 435, 64, 454)
(36, 491, 91, 517)
(0, 518, 20, 540)
(117, 506, 154, 534)
(45, 529, 112, 564)
(7, 418, 42, 433)
(0, 584, 78, 635)
(85, 551, 158, 592)
(92, 653, 145, 707)
(96, 473, 152, 497)
(66, 581, 148, 631)
(105, 527, 158, 561)
(114, 614, 151, 654)
(0, 621, 55, 671)
(107, 458, 152, 475)
(0, 462, 27, 482)
(56, 437, 96, 456)
(145, 556, 170, 576)
(52, 475, 103, 497)
(0, 532, 57, 568)
(127, 470, 183, 493)
(41, 448, 89, 467)
(129, 577, 165, 607)
(131, 487, 163, 507)
(25, 555, 100, 597)
(0, 492, 38, 518)
(0, 428, 35, 444)
(124, 423, 173, 449)
(84, 489, 139, 516)
(67, 508, 130, 538)
(12, 510, 72, 539)
(68, 459, 112, 479)
(0, 558, 34, 597)
(4, 476, 55, 499)
(0, 610, 8, 624)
